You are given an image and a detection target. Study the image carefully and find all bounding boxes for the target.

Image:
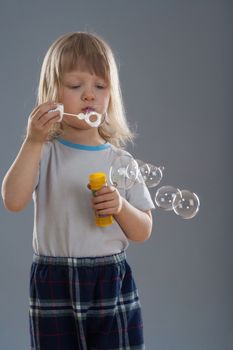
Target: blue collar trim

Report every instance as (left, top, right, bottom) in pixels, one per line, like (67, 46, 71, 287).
(57, 138, 111, 151)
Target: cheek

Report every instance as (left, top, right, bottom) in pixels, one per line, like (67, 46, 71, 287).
(60, 90, 71, 101)
(103, 92, 110, 106)
(59, 92, 78, 110)
(58, 88, 66, 103)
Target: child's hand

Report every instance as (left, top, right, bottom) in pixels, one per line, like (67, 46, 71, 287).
(91, 185, 123, 216)
(26, 101, 61, 143)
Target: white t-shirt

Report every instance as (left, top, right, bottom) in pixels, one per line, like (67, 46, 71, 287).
(32, 138, 155, 257)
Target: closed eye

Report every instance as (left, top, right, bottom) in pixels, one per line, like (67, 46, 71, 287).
(96, 85, 106, 89)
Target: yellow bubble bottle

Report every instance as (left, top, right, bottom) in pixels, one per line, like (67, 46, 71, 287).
(89, 172, 114, 227)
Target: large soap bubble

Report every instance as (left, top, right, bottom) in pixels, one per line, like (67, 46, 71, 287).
(154, 186, 181, 211)
(136, 160, 164, 188)
(109, 154, 140, 190)
(172, 190, 200, 219)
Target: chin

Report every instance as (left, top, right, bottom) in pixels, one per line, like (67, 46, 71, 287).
(63, 119, 92, 130)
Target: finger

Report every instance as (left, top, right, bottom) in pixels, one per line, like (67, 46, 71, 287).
(93, 192, 116, 204)
(94, 185, 108, 195)
(39, 111, 61, 127)
(30, 101, 56, 118)
(93, 199, 117, 210)
(37, 105, 60, 122)
(30, 102, 57, 121)
(95, 186, 116, 196)
(96, 207, 116, 215)
(31, 102, 58, 121)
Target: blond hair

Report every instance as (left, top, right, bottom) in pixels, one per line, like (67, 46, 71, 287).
(37, 32, 135, 147)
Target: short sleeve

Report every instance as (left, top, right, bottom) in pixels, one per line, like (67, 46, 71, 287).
(126, 180, 155, 212)
(110, 146, 155, 212)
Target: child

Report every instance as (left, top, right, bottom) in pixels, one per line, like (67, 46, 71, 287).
(1, 32, 154, 350)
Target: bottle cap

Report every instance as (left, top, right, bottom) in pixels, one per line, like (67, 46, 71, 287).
(89, 172, 107, 191)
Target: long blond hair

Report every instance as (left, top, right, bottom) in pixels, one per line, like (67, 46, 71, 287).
(37, 32, 135, 147)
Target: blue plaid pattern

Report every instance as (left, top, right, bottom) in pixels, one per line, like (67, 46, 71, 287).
(29, 252, 145, 349)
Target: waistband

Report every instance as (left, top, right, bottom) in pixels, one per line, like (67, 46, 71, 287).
(32, 251, 126, 267)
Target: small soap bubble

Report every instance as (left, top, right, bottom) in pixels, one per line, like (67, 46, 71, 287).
(109, 154, 139, 190)
(144, 164, 164, 188)
(154, 186, 181, 211)
(137, 161, 150, 181)
(136, 160, 164, 187)
(172, 190, 200, 219)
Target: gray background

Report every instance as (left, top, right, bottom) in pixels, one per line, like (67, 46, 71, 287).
(0, 0, 232, 349)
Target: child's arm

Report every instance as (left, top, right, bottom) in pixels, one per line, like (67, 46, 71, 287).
(114, 199, 153, 242)
(1, 102, 60, 212)
(91, 186, 153, 242)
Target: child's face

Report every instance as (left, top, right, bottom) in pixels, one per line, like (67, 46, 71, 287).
(59, 69, 110, 129)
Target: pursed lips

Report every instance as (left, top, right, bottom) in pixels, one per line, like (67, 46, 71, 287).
(82, 107, 95, 113)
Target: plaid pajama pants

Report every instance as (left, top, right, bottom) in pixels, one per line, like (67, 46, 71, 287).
(29, 251, 145, 349)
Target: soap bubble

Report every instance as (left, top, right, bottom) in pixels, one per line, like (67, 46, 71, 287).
(136, 160, 164, 187)
(172, 190, 200, 219)
(109, 154, 139, 189)
(154, 186, 181, 211)
(109, 155, 200, 220)
(136, 161, 150, 182)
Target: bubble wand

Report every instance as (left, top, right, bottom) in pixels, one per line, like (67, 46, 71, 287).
(50, 103, 103, 128)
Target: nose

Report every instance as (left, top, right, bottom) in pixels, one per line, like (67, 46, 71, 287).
(81, 87, 95, 101)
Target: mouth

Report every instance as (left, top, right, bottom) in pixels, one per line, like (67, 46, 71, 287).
(82, 107, 95, 113)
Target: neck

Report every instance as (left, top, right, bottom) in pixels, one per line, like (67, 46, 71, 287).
(60, 125, 106, 146)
